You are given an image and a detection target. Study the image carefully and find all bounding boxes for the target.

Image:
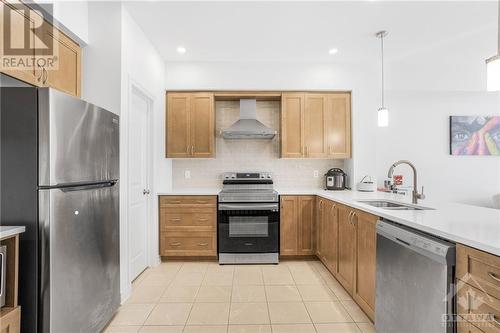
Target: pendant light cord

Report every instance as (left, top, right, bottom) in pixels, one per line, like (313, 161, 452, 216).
(497, 0, 500, 53)
(380, 34, 385, 108)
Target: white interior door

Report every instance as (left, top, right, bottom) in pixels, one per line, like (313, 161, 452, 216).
(128, 87, 152, 281)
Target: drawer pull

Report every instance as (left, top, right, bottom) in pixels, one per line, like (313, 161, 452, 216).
(197, 218, 208, 222)
(490, 314, 500, 326)
(197, 243, 208, 246)
(168, 200, 181, 204)
(488, 272, 500, 283)
(170, 242, 181, 246)
(196, 200, 208, 204)
(169, 218, 181, 222)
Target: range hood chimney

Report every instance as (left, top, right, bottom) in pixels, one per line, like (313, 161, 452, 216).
(222, 99, 277, 139)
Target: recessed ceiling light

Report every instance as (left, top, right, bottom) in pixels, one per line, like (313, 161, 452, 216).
(176, 46, 186, 54)
(328, 48, 338, 55)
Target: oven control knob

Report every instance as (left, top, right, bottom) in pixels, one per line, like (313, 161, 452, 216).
(231, 175, 236, 179)
(260, 175, 265, 178)
(267, 175, 271, 178)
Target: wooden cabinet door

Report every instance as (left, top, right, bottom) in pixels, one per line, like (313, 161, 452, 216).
(167, 93, 191, 157)
(0, 2, 39, 85)
(324, 201, 338, 275)
(281, 93, 304, 158)
(190, 93, 214, 157)
(280, 196, 298, 256)
(336, 205, 355, 294)
(304, 94, 327, 158)
(298, 196, 315, 255)
(325, 93, 351, 159)
(353, 210, 377, 321)
(39, 22, 81, 96)
(316, 198, 324, 260)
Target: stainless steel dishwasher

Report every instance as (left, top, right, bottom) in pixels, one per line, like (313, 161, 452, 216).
(376, 220, 456, 333)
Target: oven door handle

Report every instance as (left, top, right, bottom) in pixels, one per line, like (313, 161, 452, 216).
(218, 203, 279, 211)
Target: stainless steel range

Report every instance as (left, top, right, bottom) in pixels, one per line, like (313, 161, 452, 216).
(218, 172, 279, 264)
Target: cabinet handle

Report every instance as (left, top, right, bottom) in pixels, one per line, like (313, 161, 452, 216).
(169, 218, 181, 222)
(42, 67, 48, 84)
(196, 200, 207, 204)
(37, 64, 43, 82)
(351, 212, 357, 225)
(191, 145, 194, 155)
(170, 242, 181, 246)
(490, 314, 500, 326)
(488, 272, 500, 283)
(330, 204, 336, 215)
(197, 242, 208, 247)
(197, 218, 208, 222)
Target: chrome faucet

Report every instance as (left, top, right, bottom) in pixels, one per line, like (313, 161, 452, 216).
(387, 160, 425, 204)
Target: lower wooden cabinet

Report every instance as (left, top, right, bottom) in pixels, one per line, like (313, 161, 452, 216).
(336, 204, 356, 294)
(322, 200, 338, 275)
(457, 244, 500, 333)
(159, 195, 217, 257)
(0, 306, 20, 333)
(280, 195, 315, 256)
(353, 209, 377, 321)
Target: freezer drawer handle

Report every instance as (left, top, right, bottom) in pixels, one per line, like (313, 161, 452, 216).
(488, 272, 500, 283)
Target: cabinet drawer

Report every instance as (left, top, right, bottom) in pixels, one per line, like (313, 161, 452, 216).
(458, 281, 500, 333)
(161, 212, 215, 229)
(160, 231, 216, 256)
(457, 244, 500, 300)
(160, 196, 216, 206)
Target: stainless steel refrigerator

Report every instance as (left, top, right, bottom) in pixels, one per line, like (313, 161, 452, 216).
(1, 76, 120, 333)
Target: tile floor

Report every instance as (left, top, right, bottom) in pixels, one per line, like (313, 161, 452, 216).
(105, 260, 376, 333)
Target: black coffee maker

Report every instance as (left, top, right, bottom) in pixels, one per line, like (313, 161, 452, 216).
(325, 168, 347, 190)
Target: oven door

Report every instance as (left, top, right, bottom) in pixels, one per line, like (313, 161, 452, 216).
(218, 203, 279, 254)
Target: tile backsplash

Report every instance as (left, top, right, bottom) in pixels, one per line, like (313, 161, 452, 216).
(172, 100, 344, 189)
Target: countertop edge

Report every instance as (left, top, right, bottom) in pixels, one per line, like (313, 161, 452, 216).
(0, 226, 26, 240)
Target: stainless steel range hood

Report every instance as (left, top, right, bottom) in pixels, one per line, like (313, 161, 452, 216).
(222, 99, 277, 139)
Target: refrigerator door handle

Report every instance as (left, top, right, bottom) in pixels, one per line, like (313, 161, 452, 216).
(39, 180, 118, 192)
(59, 180, 118, 192)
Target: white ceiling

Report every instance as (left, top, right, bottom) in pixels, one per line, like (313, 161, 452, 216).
(124, 1, 497, 64)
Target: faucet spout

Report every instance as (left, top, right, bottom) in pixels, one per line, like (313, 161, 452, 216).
(386, 160, 425, 204)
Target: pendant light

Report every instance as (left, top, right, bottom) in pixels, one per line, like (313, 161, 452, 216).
(486, 1, 500, 91)
(376, 30, 389, 127)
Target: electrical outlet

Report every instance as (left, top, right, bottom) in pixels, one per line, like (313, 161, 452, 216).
(184, 170, 191, 179)
(313, 170, 319, 178)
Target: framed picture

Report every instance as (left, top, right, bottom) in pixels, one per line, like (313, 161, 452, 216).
(450, 116, 500, 155)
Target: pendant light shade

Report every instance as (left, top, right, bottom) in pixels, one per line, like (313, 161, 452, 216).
(486, 1, 500, 91)
(378, 107, 389, 127)
(376, 30, 389, 127)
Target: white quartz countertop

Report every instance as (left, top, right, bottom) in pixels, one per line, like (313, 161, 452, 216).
(158, 188, 221, 196)
(159, 188, 500, 256)
(0, 226, 26, 239)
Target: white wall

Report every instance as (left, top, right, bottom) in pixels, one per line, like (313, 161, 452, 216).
(81, 2, 122, 115)
(120, 7, 169, 301)
(33, 0, 89, 45)
(164, 61, 379, 188)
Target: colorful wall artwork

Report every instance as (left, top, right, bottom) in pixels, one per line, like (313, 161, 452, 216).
(450, 116, 500, 156)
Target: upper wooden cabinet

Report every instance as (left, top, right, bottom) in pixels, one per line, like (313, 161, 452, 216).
(280, 195, 315, 256)
(325, 93, 351, 158)
(39, 21, 81, 96)
(0, 2, 81, 96)
(281, 92, 351, 159)
(281, 93, 305, 158)
(166, 92, 215, 158)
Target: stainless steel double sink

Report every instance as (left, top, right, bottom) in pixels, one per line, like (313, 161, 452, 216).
(356, 200, 434, 211)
